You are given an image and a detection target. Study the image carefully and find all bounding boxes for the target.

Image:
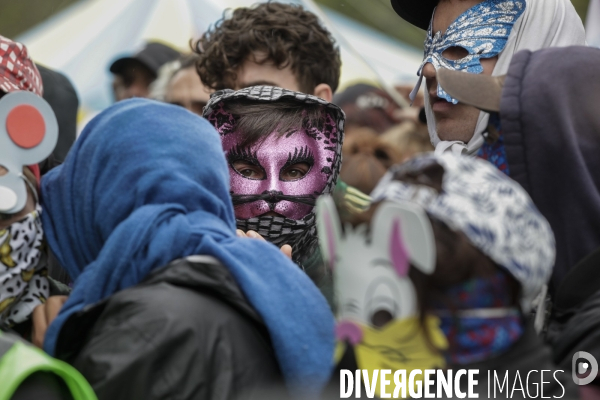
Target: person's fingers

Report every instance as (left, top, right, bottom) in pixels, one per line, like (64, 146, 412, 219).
(46, 296, 67, 324)
(32, 304, 48, 349)
(280, 244, 293, 259)
(31, 296, 68, 349)
(236, 229, 247, 238)
(246, 230, 266, 240)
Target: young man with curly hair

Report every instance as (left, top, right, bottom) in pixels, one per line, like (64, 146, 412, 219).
(195, 4, 370, 307)
(194, 2, 341, 101)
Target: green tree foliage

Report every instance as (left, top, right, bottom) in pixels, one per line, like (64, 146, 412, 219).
(0, 0, 78, 38)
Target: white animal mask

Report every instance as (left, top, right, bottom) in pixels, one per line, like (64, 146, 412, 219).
(317, 196, 436, 328)
(316, 196, 446, 398)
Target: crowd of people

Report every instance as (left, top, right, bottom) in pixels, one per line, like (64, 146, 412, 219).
(0, 0, 599, 399)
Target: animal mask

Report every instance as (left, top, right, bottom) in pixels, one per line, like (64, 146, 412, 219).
(204, 86, 344, 266)
(316, 196, 446, 397)
(0, 91, 58, 213)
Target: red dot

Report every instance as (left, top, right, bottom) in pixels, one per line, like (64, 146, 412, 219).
(6, 105, 46, 149)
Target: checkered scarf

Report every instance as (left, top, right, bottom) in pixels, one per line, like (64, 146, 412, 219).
(204, 86, 345, 267)
(0, 36, 42, 96)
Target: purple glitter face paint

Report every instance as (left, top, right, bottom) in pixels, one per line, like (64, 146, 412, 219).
(222, 127, 335, 220)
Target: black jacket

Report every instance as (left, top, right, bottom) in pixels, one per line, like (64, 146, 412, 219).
(547, 247, 600, 371)
(54, 255, 283, 400)
(455, 322, 578, 399)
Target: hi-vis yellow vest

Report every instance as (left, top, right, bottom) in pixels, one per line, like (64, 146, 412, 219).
(0, 331, 97, 400)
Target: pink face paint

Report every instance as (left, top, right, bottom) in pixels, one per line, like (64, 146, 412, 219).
(214, 105, 339, 220)
(390, 218, 410, 277)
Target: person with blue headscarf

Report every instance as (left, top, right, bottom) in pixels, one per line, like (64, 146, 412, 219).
(37, 98, 335, 399)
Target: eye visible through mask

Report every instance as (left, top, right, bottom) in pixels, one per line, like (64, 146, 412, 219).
(410, 0, 526, 104)
(228, 145, 315, 182)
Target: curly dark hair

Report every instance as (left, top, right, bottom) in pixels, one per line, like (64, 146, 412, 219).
(194, 2, 341, 94)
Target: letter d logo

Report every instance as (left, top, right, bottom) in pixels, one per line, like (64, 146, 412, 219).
(572, 351, 598, 385)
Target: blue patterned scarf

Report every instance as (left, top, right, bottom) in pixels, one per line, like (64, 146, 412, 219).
(433, 272, 524, 365)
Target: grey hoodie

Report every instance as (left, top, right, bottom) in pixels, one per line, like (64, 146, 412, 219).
(500, 46, 600, 290)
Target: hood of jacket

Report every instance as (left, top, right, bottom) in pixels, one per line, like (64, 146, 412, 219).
(501, 46, 600, 288)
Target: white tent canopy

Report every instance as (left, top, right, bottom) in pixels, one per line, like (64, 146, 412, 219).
(586, 0, 600, 47)
(17, 0, 423, 114)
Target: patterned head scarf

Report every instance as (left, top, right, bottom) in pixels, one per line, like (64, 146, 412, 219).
(203, 86, 345, 267)
(0, 36, 43, 96)
(371, 153, 555, 311)
(0, 205, 48, 329)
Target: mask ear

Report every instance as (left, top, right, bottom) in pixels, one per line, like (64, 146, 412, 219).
(371, 201, 436, 276)
(316, 195, 342, 271)
(0, 91, 58, 214)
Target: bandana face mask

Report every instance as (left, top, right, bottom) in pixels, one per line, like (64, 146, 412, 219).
(0, 204, 49, 328)
(411, 0, 526, 104)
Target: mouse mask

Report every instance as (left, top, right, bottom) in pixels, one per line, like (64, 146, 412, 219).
(0, 91, 57, 213)
(0, 91, 57, 328)
(204, 86, 344, 264)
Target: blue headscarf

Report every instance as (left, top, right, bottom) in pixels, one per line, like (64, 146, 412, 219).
(41, 99, 334, 391)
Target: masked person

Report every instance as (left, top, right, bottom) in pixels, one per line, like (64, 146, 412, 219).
(203, 86, 349, 290)
(39, 98, 334, 400)
(436, 46, 600, 379)
(318, 153, 576, 398)
(0, 41, 94, 400)
(0, 35, 67, 343)
(390, 0, 585, 156)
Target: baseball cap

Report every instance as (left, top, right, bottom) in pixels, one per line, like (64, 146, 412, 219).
(0, 36, 43, 96)
(437, 67, 506, 113)
(390, 0, 438, 30)
(110, 42, 180, 77)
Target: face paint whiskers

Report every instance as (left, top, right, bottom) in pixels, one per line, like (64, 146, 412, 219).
(231, 190, 317, 207)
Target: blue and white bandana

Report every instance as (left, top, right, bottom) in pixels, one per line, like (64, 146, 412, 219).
(371, 153, 555, 312)
(411, 0, 526, 104)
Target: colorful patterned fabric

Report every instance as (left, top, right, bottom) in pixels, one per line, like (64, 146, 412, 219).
(0, 36, 43, 96)
(478, 114, 510, 175)
(0, 205, 49, 329)
(371, 153, 555, 311)
(434, 272, 524, 365)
